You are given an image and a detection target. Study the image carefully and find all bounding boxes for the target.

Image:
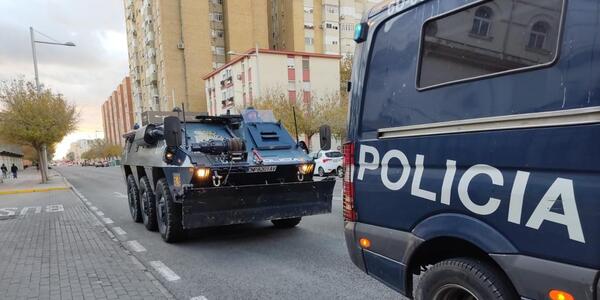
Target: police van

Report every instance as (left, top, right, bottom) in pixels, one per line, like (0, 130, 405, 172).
(343, 0, 599, 299)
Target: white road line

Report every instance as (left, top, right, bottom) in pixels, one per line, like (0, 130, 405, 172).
(113, 227, 127, 235)
(114, 192, 128, 198)
(190, 296, 208, 300)
(96, 211, 105, 216)
(149, 261, 181, 281)
(90, 206, 98, 211)
(126, 240, 147, 252)
(102, 217, 114, 224)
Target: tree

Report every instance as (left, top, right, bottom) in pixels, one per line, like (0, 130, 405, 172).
(0, 79, 78, 182)
(66, 152, 75, 161)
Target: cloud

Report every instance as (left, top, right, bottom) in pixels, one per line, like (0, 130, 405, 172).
(0, 0, 129, 159)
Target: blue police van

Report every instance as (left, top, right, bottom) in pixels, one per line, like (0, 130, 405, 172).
(343, 0, 599, 299)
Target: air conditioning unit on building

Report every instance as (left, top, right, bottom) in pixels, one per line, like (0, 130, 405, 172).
(177, 41, 185, 49)
(237, 74, 242, 80)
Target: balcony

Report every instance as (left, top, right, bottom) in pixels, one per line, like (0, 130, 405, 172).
(145, 64, 157, 83)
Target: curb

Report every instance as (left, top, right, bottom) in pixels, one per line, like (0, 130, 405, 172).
(56, 170, 176, 300)
(0, 186, 70, 196)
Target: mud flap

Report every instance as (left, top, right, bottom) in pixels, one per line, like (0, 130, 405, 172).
(182, 179, 336, 229)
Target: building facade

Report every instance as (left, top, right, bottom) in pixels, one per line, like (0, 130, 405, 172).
(101, 77, 135, 146)
(0, 145, 23, 171)
(68, 139, 94, 161)
(123, 0, 269, 125)
(203, 49, 340, 116)
(268, 0, 384, 56)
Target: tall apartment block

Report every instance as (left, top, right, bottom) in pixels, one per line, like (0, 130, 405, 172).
(268, 0, 383, 56)
(101, 77, 134, 147)
(123, 0, 269, 125)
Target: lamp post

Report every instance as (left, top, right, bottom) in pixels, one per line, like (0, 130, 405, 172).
(29, 26, 76, 183)
(227, 44, 261, 100)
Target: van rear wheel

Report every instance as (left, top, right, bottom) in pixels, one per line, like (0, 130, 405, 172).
(415, 258, 517, 300)
(139, 176, 158, 231)
(155, 178, 184, 243)
(271, 217, 301, 228)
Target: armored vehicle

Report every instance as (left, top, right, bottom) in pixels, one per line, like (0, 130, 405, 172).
(121, 109, 335, 242)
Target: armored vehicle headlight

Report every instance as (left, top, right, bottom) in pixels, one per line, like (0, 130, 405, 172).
(298, 164, 314, 175)
(195, 167, 210, 179)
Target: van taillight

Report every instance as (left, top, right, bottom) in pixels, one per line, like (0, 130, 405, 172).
(343, 142, 356, 221)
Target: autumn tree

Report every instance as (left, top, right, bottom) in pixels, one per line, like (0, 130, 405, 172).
(0, 79, 78, 182)
(66, 152, 75, 161)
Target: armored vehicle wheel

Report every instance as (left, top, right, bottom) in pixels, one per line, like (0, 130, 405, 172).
(139, 176, 158, 231)
(126, 175, 142, 223)
(271, 217, 301, 228)
(415, 258, 517, 300)
(155, 178, 184, 243)
(318, 167, 325, 177)
(337, 166, 344, 178)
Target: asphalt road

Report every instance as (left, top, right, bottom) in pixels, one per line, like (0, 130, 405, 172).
(57, 166, 401, 300)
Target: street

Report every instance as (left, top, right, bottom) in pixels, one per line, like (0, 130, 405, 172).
(57, 166, 400, 300)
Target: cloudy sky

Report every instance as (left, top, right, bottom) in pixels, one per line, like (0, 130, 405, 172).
(0, 0, 128, 159)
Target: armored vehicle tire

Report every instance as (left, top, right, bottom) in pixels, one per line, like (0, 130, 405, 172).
(337, 166, 344, 178)
(139, 176, 158, 231)
(271, 217, 301, 228)
(318, 167, 325, 177)
(155, 178, 184, 243)
(415, 257, 517, 300)
(126, 175, 142, 223)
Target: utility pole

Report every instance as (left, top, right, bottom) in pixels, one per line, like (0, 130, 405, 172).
(29, 26, 76, 183)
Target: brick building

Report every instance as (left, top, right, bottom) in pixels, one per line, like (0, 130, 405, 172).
(101, 77, 135, 146)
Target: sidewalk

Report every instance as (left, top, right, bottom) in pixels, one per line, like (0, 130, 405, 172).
(0, 168, 69, 195)
(0, 185, 170, 299)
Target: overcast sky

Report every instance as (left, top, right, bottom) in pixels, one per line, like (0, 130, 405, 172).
(0, 0, 128, 159)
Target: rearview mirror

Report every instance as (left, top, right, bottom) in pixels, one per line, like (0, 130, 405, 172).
(164, 116, 182, 148)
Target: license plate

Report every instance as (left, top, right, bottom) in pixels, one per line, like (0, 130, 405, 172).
(248, 166, 277, 173)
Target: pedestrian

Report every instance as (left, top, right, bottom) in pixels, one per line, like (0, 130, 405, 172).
(1, 164, 7, 179)
(10, 164, 18, 179)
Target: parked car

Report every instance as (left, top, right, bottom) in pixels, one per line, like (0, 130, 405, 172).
(311, 150, 343, 177)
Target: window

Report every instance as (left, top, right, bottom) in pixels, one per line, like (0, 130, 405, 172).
(212, 13, 223, 22)
(471, 6, 492, 37)
(212, 30, 224, 38)
(288, 80, 296, 91)
(302, 59, 309, 70)
(528, 21, 550, 50)
(214, 47, 225, 55)
(418, 0, 564, 89)
(305, 37, 314, 45)
(287, 57, 295, 69)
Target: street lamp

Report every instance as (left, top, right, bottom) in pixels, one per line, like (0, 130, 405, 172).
(30, 26, 76, 92)
(227, 44, 261, 99)
(29, 26, 76, 183)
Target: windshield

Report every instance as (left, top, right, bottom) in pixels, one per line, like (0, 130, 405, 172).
(325, 151, 342, 158)
(185, 123, 231, 143)
(242, 109, 277, 123)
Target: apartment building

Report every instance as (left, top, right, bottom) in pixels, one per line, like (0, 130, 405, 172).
(123, 0, 269, 125)
(268, 0, 384, 56)
(101, 77, 134, 146)
(68, 139, 94, 161)
(203, 48, 340, 116)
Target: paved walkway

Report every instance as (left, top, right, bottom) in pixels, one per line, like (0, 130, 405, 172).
(0, 168, 69, 195)
(0, 188, 171, 299)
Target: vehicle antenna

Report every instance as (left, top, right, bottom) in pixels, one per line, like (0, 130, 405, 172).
(292, 105, 299, 144)
(182, 102, 188, 148)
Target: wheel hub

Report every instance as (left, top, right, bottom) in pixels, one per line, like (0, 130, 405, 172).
(433, 284, 479, 300)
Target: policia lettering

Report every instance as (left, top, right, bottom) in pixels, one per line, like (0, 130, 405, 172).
(357, 145, 585, 243)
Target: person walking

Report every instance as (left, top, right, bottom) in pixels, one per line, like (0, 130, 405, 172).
(1, 164, 7, 179)
(10, 164, 18, 179)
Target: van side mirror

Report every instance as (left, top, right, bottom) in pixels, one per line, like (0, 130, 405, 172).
(319, 125, 331, 150)
(164, 116, 182, 148)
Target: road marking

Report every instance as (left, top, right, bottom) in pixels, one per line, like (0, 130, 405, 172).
(126, 240, 147, 252)
(96, 211, 105, 216)
(113, 227, 127, 235)
(90, 206, 98, 211)
(102, 217, 114, 224)
(114, 192, 127, 198)
(190, 297, 208, 300)
(149, 261, 181, 281)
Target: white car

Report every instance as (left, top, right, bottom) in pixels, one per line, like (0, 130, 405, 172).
(311, 150, 343, 177)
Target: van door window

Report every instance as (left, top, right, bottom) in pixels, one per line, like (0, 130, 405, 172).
(418, 0, 565, 89)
